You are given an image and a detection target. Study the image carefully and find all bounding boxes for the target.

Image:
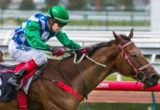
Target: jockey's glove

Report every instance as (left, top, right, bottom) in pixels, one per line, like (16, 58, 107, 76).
(49, 46, 66, 56)
(79, 48, 89, 55)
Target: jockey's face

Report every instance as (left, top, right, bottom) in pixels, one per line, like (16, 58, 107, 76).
(48, 18, 63, 32)
(51, 22, 62, 32)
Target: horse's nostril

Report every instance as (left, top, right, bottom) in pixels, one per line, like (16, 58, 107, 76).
(151, 74, 159, 81)
(137, 72, 146, 81)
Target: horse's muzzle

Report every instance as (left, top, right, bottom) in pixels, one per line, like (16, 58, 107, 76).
(143, 74, 159, 88)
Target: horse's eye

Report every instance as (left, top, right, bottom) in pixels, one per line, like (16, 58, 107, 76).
(130, 53, 137, 58)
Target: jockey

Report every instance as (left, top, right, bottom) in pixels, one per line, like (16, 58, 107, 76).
(7, 5, 82, 89)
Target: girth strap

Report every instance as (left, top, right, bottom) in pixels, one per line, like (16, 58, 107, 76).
(55, 80, 84, 101)
(17, 90, 28, 110)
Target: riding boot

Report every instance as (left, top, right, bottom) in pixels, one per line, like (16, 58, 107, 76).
(7, 60, 38, 90)
(7, 68, 27, 88)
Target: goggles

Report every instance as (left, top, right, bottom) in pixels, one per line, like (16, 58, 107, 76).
(55, 20, 67, 27)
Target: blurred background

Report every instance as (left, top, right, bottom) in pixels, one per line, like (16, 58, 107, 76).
(0, 0, 160, 110)
(0, 0, 153, 31)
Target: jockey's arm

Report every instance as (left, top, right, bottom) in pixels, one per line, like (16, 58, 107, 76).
(25, 21, 51, 50)
(56, 31, 81, 49)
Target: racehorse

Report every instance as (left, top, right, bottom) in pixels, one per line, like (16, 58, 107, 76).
(0, 29, 159, 110)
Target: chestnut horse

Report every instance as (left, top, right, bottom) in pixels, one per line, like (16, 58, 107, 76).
(0, 29, 159, 110)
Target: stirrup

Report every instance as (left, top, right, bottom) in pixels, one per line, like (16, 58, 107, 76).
(7, 77, 22, 90)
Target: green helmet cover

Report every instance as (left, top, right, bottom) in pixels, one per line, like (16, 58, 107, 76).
(48, 5, 69, 24)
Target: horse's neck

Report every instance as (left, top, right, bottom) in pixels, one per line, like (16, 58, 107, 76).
(76, 46, 119, 95)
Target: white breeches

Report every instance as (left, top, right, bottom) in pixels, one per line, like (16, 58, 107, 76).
(8, 40, 48, 66)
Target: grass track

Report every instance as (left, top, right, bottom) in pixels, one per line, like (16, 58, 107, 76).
(80, 102, 160, 110)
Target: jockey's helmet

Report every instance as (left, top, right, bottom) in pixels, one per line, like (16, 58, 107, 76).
(47, 5, 69, 25)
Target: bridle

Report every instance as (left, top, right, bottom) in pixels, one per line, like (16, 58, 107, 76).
(70, 39, 153, 82)
(117, 41, 153, 81)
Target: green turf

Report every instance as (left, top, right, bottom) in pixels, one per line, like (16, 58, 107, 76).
(79, 102, 160, 110)
(105, 74, 135, 81)
(0, 19, 150, 26)
(70, 20, 150, 26)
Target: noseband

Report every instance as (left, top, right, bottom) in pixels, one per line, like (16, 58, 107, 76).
(117, 41, 152, 80)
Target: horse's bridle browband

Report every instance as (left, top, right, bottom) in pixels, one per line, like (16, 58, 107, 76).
(117, 41, 152, 77)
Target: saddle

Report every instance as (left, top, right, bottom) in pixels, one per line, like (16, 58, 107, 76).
(0, 62, 43, 102)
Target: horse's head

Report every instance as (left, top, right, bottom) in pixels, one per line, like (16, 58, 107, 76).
(113, 29, 159, 88)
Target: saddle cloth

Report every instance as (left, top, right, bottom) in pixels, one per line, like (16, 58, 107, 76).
(0, 63, 40, 102)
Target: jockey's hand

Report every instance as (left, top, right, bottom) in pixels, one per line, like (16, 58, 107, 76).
(50, 47, 66, 56)
(79, 48, 89, 55)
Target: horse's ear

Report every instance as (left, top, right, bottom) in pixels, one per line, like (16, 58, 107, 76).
(113, 31, 120, 42)
(128, 28, 134, 40)
(113, 31, 117, 40)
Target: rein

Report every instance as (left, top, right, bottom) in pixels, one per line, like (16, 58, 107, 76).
(73, 41, 153, 80)
(72, 44, 112, 67)
(73, 53, 107, 67)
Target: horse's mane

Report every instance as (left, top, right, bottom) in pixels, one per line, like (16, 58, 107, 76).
(61, 34, 130, 60)
(88, 34, 130, 56)
(88, 40, 114, 56)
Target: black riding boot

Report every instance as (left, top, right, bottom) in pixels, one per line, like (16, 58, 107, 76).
(7, 68, 27, 90)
